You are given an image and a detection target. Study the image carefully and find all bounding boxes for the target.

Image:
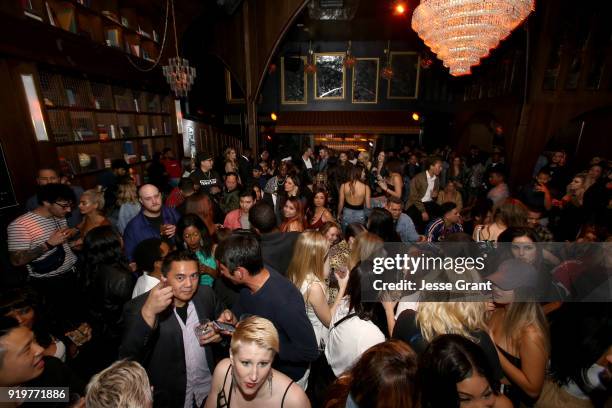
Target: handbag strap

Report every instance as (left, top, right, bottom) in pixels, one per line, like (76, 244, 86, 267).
(331, 312, 357, 330)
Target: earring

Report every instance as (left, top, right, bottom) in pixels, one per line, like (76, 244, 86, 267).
(183, 242, 188, 250)
(268, 371, 273, 395)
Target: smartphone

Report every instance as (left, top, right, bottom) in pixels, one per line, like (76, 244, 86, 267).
(213, 320, 236, 333)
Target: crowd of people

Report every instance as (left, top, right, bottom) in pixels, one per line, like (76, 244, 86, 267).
(1, 142, 610, 407)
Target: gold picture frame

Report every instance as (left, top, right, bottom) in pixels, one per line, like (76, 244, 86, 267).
(314, 53, 346, 100)
(225, 69, 245, 104)
(352, 58, 379, 104)
(386, 52, 420, 100)
(281, 56, 307, 104)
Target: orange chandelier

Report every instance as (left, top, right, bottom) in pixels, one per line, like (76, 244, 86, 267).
(411, 0, 534, 76)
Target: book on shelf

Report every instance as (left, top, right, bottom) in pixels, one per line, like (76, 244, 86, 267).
(129, 44, 141, 57)
(76, 0, 91, 6)
(65, 89, 77, 106)
(24, 9, 44, 21)
(74, 128, 96, 141)
(55, 6, 77, 33)
(138, 27, 151, 39)
(134, 98, 139, 112)
(97, 124, 109, 140)
(45, 2, 56, 26)
(119, 126, 132, 138)
(137, 125, 146, 136)
(105, 28, 121, 48)
(44, 97, 54, 107)
(140, 142, 150, 158)
(121, 16, 129, 27)
(123, 141, 134, 155)
(104, 158, 112, 168)
(109, 125, 116, 139)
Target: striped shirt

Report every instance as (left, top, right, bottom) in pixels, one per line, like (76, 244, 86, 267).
(425, 218, 464, 242)
(7, 212, 77, 278)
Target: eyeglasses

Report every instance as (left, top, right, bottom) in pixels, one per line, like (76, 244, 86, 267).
(183, 232, 201, 239)
(54, 201, 72, 209)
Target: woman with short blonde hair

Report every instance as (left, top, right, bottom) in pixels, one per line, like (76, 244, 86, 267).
(205, 316, 310, 408)
(77, 189, 110, 239)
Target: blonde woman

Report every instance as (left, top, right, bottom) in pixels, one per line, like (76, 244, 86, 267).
(205, 316, 310, 408)
(489, 300, 549, 406)
(77, 189, 110, 237)
(348, 231, 384, 271)
(286, 232, 349, 349)
(224, 148, 239, 176)
(116, 179, 141, 234)
(393, 301, 504, 382)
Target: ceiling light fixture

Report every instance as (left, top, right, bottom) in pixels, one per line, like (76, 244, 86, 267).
(162, 0, 196, 97)
(411, 0, 534, 76)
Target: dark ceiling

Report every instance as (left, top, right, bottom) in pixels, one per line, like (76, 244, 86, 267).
(286, 0, 423, 44)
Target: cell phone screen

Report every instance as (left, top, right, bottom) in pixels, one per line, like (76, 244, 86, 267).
(213, 321, 236, 333)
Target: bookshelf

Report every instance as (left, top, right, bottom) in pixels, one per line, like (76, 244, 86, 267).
(38, 69, 176, 182)
(20, 0, 161, 62)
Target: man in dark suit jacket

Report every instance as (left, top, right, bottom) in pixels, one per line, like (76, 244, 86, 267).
(406, 156, 443, 233)
(119, 251, 228, 408)
(249, 201, 298, 275)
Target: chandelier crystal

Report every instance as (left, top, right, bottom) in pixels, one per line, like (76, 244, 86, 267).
(162, 0, 196, 97)
(411, 0, 534, 76)
(163, 57, 196, 98)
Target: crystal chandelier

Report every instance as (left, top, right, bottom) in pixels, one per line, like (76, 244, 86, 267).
(411, 0, 534, 76)
(163, 0, 196, 97)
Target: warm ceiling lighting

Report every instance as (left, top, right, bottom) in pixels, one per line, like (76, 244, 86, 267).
(393, 2, 407, 15)
(270, 112, 278, 121)
(412, 0, 534, 76)
(412, 112, 420, 121)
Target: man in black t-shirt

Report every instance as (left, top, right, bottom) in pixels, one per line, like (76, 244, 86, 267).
(190, 151, 221, 195)
(215, 232, 318, 385)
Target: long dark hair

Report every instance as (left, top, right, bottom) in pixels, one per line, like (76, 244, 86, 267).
(82, 226, 128, 287)
(83, 226, 127, 268)
(175, 214, 213, 257)
(367, 208, 400, 242)
(419, 334, 501, 408)
(345, 261, 378, 320)
(324, 339, 419, 408)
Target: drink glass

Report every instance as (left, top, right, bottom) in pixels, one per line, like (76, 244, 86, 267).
(194, 319, 212, 339)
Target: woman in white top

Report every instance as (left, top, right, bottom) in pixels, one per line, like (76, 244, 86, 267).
(286, 231, 349, 348)
(325, 262, 386, 377)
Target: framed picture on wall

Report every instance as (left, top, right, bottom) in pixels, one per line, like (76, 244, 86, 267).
(352, 58, 379, 103)
(281, 56, 307, 104)
(387, 52, 420, 99)
(225, 69, 245, 104)
(314, 53, 345, 100)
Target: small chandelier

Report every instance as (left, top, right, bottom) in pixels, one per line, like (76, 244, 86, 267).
(381, 41, 394, 80)
(304, 41, 317, 74)
(412, 0, 534, 76)
(344, 40, 356, 69)
(163, 0, 196, 97)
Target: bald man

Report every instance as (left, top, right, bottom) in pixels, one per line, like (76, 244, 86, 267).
(123, 184, 180, 262)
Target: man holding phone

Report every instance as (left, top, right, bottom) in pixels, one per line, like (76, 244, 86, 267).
(120, 250, 230, 408)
